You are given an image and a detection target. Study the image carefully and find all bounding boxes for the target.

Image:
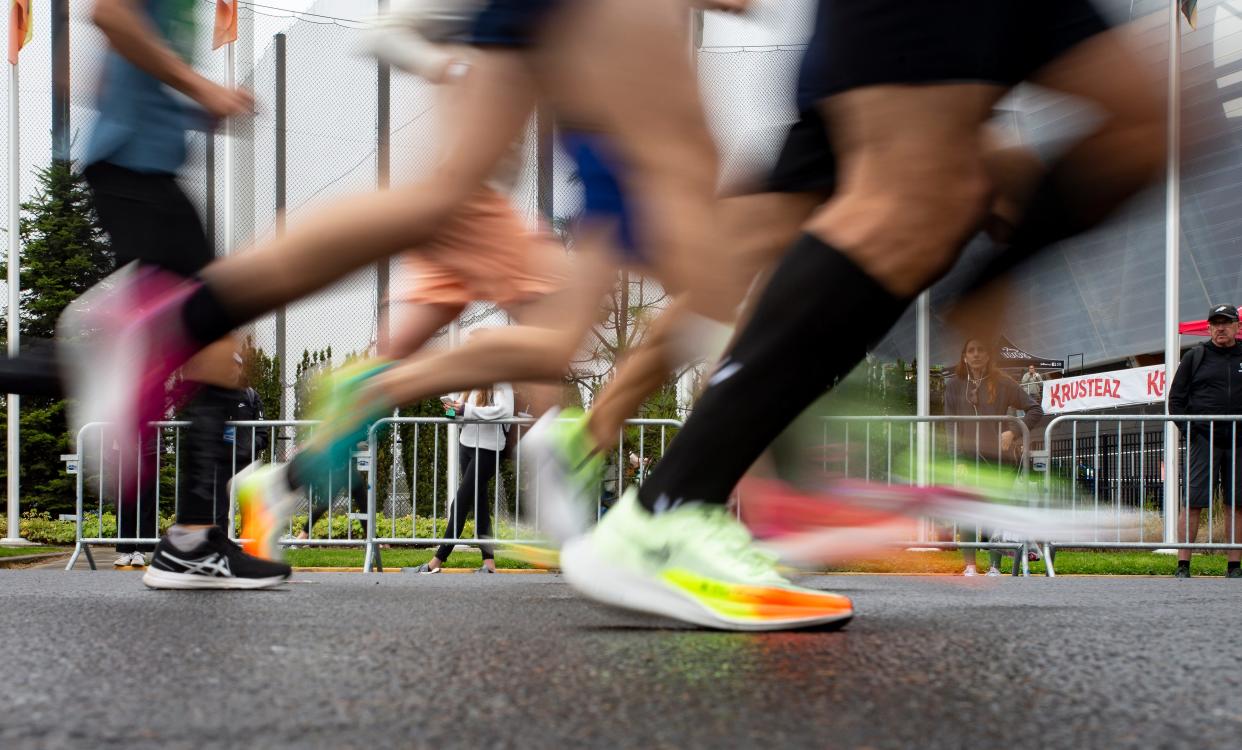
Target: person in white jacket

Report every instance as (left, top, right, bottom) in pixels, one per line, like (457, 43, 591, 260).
(417, 383, 514, 573)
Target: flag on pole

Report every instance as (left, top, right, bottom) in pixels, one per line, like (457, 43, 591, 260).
(213, 0, 237, 50)
(1180, 0, 1198, 29)
(8, 0, 31, 66)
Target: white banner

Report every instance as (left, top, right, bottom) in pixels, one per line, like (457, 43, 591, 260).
(1041, 365, 1167, 415)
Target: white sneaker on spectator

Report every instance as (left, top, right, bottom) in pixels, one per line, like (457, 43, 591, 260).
(128, 552, 147, 567)
(962, 565, 978, 577)
(985, 566, 1001, 577)
(113, 552, 131, 568)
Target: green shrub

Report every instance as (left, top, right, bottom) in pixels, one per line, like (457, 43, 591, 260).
(4, 509, 530, 545)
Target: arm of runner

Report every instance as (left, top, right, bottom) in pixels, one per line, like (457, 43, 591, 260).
(92, 0, 253, 118)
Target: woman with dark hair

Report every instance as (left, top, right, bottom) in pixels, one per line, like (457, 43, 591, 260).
(942, 337, 1043, 576)
(416, 383, 514, 574)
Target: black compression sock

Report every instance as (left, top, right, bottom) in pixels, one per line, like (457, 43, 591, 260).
(1177, 560, 1190, 571)
(637, 234, 910, 513)
(176, 385, 239, 526)
(1229, 561, 1239, 572)
(181, 283, 244, 347)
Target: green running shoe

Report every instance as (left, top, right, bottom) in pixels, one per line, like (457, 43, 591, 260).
(561, 489, 854, 631)
(298, 357, 393, 485)
(524, 407, 605, 543)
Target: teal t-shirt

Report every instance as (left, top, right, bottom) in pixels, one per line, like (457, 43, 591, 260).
(85, 0, 205, 174)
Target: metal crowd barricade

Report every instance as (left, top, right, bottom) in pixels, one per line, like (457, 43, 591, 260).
(800, 415, 1035, 576)
(66, 416, 682, 572)
(1041, 415, 1242, 575)
(363, 417, 682, 572)
(64, 418, 353, 570)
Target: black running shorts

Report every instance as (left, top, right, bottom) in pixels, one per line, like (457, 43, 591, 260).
(763, 108, 838, 195)
(465, 0, 562, 48)
(1186, 436, 1242, 510)
(83, 161, 214, 278)
(800, 0, 1111, 103)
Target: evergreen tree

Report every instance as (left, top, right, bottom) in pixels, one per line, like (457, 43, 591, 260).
(0, 161, 114, 514)
(239, 335, 282, 421)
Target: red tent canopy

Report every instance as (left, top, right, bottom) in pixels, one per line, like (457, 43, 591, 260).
(1180, 308, 1242, 337)
(1180, 320, 1212, 336)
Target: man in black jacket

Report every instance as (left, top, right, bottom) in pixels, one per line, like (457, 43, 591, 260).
(1167, 304, 1242, 578)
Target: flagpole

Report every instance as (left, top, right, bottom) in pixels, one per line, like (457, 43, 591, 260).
(223, 39, 234, 259)
(5, 52, 21, 543)
(1163, 0, 1182, 547)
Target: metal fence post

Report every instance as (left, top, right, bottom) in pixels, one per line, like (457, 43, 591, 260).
(1163, 0, 1183, 547)
(376, 0, 391, 354)
(363, 423, 381, 573)
(275, 33, 289, 423)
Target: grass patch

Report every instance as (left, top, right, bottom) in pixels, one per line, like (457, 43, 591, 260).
(284, 546, 536, 570)
(0, 545, 64, 558)
(284, 546, 1236, 576)
(820, 550, 1240, 576)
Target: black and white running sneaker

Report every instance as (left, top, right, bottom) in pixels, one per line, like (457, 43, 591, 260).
(142, 527, 291, 590)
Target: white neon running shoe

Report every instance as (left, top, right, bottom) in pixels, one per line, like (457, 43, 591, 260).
(522, 407, 605, 544)
(561, 489, 854, 631)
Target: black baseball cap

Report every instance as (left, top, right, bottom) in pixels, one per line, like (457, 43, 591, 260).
(1208, 304, 1239, 323)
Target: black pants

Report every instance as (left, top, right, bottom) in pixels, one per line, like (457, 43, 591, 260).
(84, 162, 229, 528)
(115, 428, 160, 554)
(434, 446, 500, 562)
(209, 450, 239, 536)
(1186, 432, 1242, 510)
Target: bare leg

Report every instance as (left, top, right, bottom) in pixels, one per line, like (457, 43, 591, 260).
(198, 52, 537, 323)
(382, 302, 464, 360)
(356, 250, 615, 415)
(547, 0, 730, 321)
(810, 84, 1003, 297)
(946, 26, 1165, 337)
(181, 335, 242, 388)
(580, 120, 1043, 455)
(585, 191, 822, 449)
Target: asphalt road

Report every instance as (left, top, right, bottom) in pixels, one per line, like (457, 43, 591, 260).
(3, 570, 1239, 749)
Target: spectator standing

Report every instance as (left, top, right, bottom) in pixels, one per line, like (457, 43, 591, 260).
(112, 431, 159, 567)
(1020, 365, 1044, 402)
(943, 338, 1043, 576)
(1167, 304, 1242, 578)
(417, 384, 515, 574)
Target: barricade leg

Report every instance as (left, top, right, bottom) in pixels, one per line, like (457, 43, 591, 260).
(1043, 543, 1056, 577)
(363, 541, 382, 573)
(64, 542, 84, 571)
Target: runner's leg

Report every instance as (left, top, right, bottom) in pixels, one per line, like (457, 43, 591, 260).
(637, 83, 1001, 510)
(183, 51, 538, 344)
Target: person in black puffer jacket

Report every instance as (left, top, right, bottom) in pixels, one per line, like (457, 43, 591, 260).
(1167, 304, 1242, 578)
